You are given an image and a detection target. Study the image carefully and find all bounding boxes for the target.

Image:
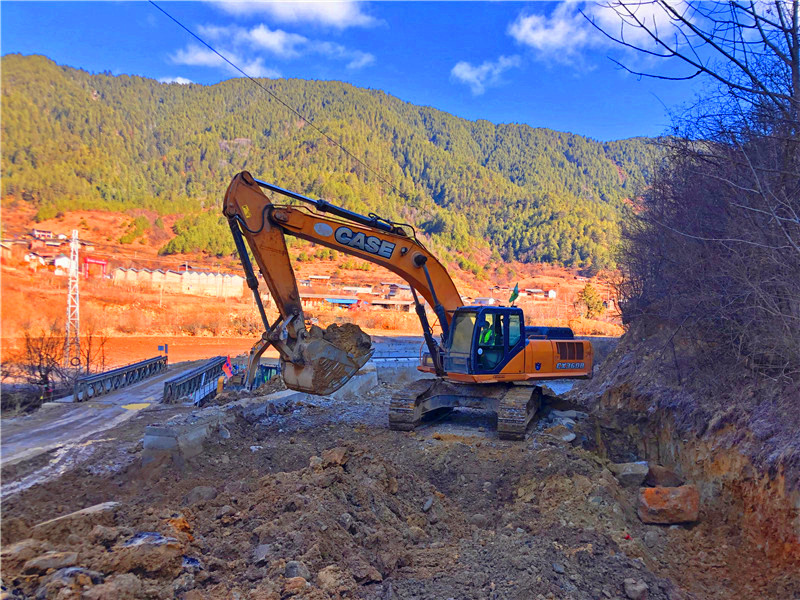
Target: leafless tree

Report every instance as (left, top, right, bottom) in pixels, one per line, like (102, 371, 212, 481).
(587, 1, 800, 379)
(80, 323, 108, 375)
(1, 323, 110, 413)
(584, 1, 799, 120)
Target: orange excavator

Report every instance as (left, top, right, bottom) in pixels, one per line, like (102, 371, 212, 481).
(224, 171, 592, 439)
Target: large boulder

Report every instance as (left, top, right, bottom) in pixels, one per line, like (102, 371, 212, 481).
(105, 532, 183, 577)
(644, 464, 684, 487)
(83, 573, 143, 600)
(0, 538, 51, 571)
(23, 551, 79, 573)
(638, 485, 700, 524)
(321, 447, 349, 467)
(317, 565, 357, 595)
(183, 485, 218, 505)
(31, 502, 119, 541)
(609, 461, 649, 488)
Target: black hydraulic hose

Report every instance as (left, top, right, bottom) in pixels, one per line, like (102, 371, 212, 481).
(411, 287, 445, 376)
(418, 260, 450, 341)
(252, 177, 409, 236)
(228, 217, 271, 332)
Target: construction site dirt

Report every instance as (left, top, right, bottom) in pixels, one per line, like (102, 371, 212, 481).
(2, 381, 797, 600)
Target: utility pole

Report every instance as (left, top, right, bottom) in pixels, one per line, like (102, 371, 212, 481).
(64, 230, 81, 368)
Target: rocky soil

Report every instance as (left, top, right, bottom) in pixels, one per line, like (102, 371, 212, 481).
(2, 380, 798, 599)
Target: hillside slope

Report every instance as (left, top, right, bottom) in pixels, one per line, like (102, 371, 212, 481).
(1, 54, 659, 268)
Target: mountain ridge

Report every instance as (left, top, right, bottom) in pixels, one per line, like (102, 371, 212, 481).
(1, 53, 660, 269)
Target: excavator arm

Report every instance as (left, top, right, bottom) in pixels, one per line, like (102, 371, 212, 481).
(223, 171, 463, 394)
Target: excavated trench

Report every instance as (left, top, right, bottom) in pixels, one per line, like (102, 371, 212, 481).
(583, 390, 800, 596)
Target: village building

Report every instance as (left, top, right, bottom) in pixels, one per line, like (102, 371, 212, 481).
(31, 228, 55, 240)
(112, 267, 245, 298)
(370, 298, 413, 312)
(299, 293, 359, 309)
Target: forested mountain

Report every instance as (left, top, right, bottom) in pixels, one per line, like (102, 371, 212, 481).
(1, 54, 659, 269)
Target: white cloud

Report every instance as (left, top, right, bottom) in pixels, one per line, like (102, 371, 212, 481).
(237, 57, 281, 78)
(451, 55, 521, 95)
(170, 44, 280, 78)
(508, 2, 686, 64)
(508, 3, 591, 58)
(171, 45, 228, 69)
(212, 1, 376, 29)
(185, 24, 375, 72)
(247, 24, 308, 57)
(200, 23, 308, 57)
(345, 51, 374, 70)
(313, 40, 374, 69)
(159, 76, 194, 85)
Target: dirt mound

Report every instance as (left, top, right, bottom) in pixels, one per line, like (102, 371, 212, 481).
(319, 323, 372, 358)
(0, 443, 468, 599)
(253, 375, 287, 397)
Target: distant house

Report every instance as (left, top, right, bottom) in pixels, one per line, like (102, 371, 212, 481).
(53, 254, 72, 271)
(300, 293, 358, 309)
(385, 283, 412, 299)
(474, 297, 496, 306)
(24, 252, 46, 267)
(370, 299, 413, 312)
(32, 229, 54, 240)
(111, 267, 244, 298)
(342, 286, 373, 294)
(546, 289, 557, 299)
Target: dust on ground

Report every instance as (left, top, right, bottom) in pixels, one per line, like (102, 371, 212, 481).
(1, 381, 797, 600)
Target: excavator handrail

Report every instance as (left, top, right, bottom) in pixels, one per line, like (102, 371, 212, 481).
(251, 177, 422, 244)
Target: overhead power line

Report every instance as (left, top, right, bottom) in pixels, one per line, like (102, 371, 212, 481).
(148, 1, 407, 201)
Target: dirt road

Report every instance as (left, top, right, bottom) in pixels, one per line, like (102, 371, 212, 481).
(1, 360, 204, 471)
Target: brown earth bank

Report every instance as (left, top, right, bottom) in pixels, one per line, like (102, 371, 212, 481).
(569, 320, 800, 595)
(2, 379, 798, 599)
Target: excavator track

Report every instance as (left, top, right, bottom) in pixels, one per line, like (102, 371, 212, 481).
(497, 385, 542, 441)
(389, 379, 541, 440)
(388, 379, 438, 431)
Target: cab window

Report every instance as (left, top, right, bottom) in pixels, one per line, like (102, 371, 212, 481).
(508, 313, 522, 347)
(476, 312, 504, 370)
(448, 311, 476, 354)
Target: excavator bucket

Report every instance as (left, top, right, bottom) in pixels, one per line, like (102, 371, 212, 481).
(280, 337, 373, 395)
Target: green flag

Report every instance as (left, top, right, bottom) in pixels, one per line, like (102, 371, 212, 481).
(509, 283, 519, 305)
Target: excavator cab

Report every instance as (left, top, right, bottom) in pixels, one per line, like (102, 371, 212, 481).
(443, 306, 526, 375)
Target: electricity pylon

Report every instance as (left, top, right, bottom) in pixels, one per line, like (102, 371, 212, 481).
(64, 230, 81, 368)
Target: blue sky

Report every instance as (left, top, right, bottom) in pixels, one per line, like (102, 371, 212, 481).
(1, 1, 705, 140)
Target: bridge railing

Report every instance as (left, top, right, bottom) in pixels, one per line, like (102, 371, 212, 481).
(162, 356, 226, 405)
(74, 356, 168, 402)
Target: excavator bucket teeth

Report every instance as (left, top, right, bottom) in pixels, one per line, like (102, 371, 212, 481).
(280, 338, 373, 396)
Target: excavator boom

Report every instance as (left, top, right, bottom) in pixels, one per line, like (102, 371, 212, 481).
(222, 171, 463, 394)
